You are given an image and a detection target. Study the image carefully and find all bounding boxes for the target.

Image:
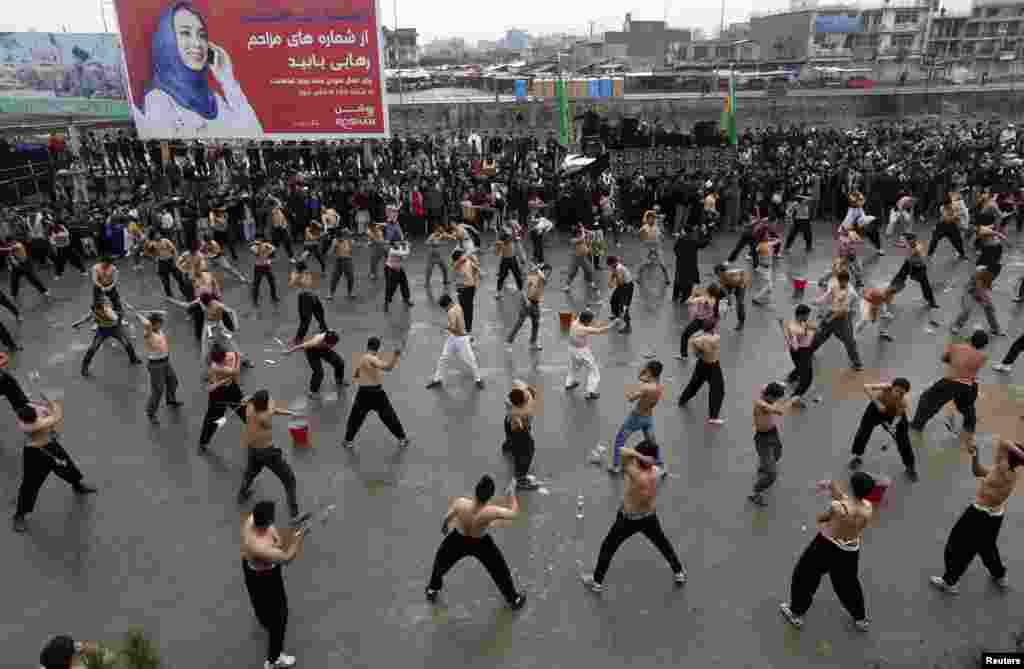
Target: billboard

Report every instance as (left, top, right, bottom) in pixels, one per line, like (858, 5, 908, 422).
(814, 14, 864, 33)
(0, 32, 127, 100)
(113, 0, 389, 140)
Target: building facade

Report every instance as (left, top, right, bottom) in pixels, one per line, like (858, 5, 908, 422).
(383, 27, 419, 67)
(603, 13, 692, 70)
(929, 0, 1024, 79)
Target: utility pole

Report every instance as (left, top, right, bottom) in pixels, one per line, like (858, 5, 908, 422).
(393, 0, 403, 105)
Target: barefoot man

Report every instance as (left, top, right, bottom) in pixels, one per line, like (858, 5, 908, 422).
(929, 437, 1024, 594)
(238, 390, 301, 522)
(583, 441, 687, 592)
(138, 311, 183, 425)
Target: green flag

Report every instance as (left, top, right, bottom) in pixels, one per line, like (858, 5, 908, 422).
(721, 72, 737, 146)
(557, 78, 571, 146)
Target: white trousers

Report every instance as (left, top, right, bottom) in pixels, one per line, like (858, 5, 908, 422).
(566, 347, 600, 394)
(432, 335, 481, 382)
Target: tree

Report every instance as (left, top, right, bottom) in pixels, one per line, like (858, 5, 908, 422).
(81, 629, 162, 669)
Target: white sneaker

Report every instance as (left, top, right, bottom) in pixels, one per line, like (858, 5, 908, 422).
(993, 363, 1012, 373)
(929, 575, 959, 594)
(265, 653, 296, 669)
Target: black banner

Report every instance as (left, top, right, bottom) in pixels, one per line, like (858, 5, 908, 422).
(609, 147, 738, 177)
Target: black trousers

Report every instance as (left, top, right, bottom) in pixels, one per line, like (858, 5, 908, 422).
(252, 267, 279, 303)
(507, 298, 540, 345)
(243, 561, 288, 663)
(728, 230, 759, 267)
(296, 292, 327, 342)
(787, 348, 814, 398)
(157, 259, 190, 298)
(680, 318, 713, 357)
(1003, 333, 1024, 365)
(384, 267, 411, 305)
(942, 505, 1006, 585)
(16, 441, 84, 517)
(343, 386, 405, 442)
(0, 370, 29, 411)
(530, 230, 545, 263)
(610, 283, 634, 326)
(146, 358, 179, 416)
(851, 402, 914, 469)
(300, 243, 326, 272)
(51, 246, 85, 276)
(198, 383, 246, 446)
(928, 223, 965, 258)
(0, 319, 15, 350)
(497, 257, 523, 291)
(673, 272, 696, 303)
(785, 219, 813, 252)
(911, 378, 978, 433)
(679, 359, 724, 419)
(811, 316, 862, 369)
(240, 447, 299, 518)
(329, 257, 354, 296)
(271, 227, 293, 258)
(753, 428, 783, 493)
(82, 326, 140, 372)
(502, 417, 535, 480)
(306, 348, 345, 392)
(214, 229, 238, 260)
(592, 509, 683, 583)
(0, 288, 18, 318)
(892, 261, 936, 306)
(789, 533, 866, 620)
(458, 286, 476, 333)
(428, 529, 519, 603)
(10, 264, 46, 298)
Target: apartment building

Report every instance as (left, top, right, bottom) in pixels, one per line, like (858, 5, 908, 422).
(929, 0, 1024, 78)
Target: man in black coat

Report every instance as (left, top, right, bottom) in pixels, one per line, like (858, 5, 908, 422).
(672, 225, 710, 303)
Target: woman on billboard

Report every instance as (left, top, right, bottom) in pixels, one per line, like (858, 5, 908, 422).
(135, 2, 263, 137)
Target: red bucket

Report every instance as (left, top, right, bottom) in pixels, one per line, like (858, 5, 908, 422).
(865, 478, 891, 504)
(289, 419, 311, 449)
(793, 278, 808, 290)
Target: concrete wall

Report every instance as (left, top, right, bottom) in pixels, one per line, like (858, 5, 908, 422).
(387, 88, 1024, 135)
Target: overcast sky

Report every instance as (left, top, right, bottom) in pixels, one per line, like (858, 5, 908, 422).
(0, 0, 973, 43)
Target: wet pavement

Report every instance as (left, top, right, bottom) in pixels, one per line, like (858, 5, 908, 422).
(4, 228, 1024, 668)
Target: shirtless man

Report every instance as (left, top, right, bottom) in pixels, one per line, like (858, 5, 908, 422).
(73, 299, 141, 377)
(678, 328, 725, 425)
(583, 441, 686, 592)
(638, 210, 671, 284)
(149, 237, 189, 298)
(714, 263, 749, 331)
(290, 262, 328, 344)
(749, 382, 794, 507)
(241, 500, 305, 669)
(850, 379, 917, 481)
(269, 199, 293, 259)
(327, 229, 355, 300)
(425, 224, 455, 288)
(202, 236, 248, 283)
(427, 294, 484, 390)
(4, 237, 49, 301)
(783, 305, 818, 406)
(426, 475, 527, 609)
(811, 269, 864, 372)
(366, 221, 387, 279)
(138, 311, 182, 425)
(610, 361, 666, 473)
(38, 635, 104, 669)
(930, 437, 1024, 594)
(494, 232, 523, 296)
(238, 390, 300, 520)
(91, 256, 122, 314)
(506, 263, 550, 350)
(250, 238, 279, 305)
(502, 380, 540, 489)
(343, 337, 408, 449)
(284, 330, 347, 397)
(780, 473, 875, 631)
(910, 330, 988, 444)
(12, 396, 96, 533)
(565, 310, 616, 400)
(606, 255, 634, 334)
(197, 344, 246, 454)
(563, 224, 596, 292)
(453, 250, 481, 335)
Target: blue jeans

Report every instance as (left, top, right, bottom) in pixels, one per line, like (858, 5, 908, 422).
(613, 412, 659, 466)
